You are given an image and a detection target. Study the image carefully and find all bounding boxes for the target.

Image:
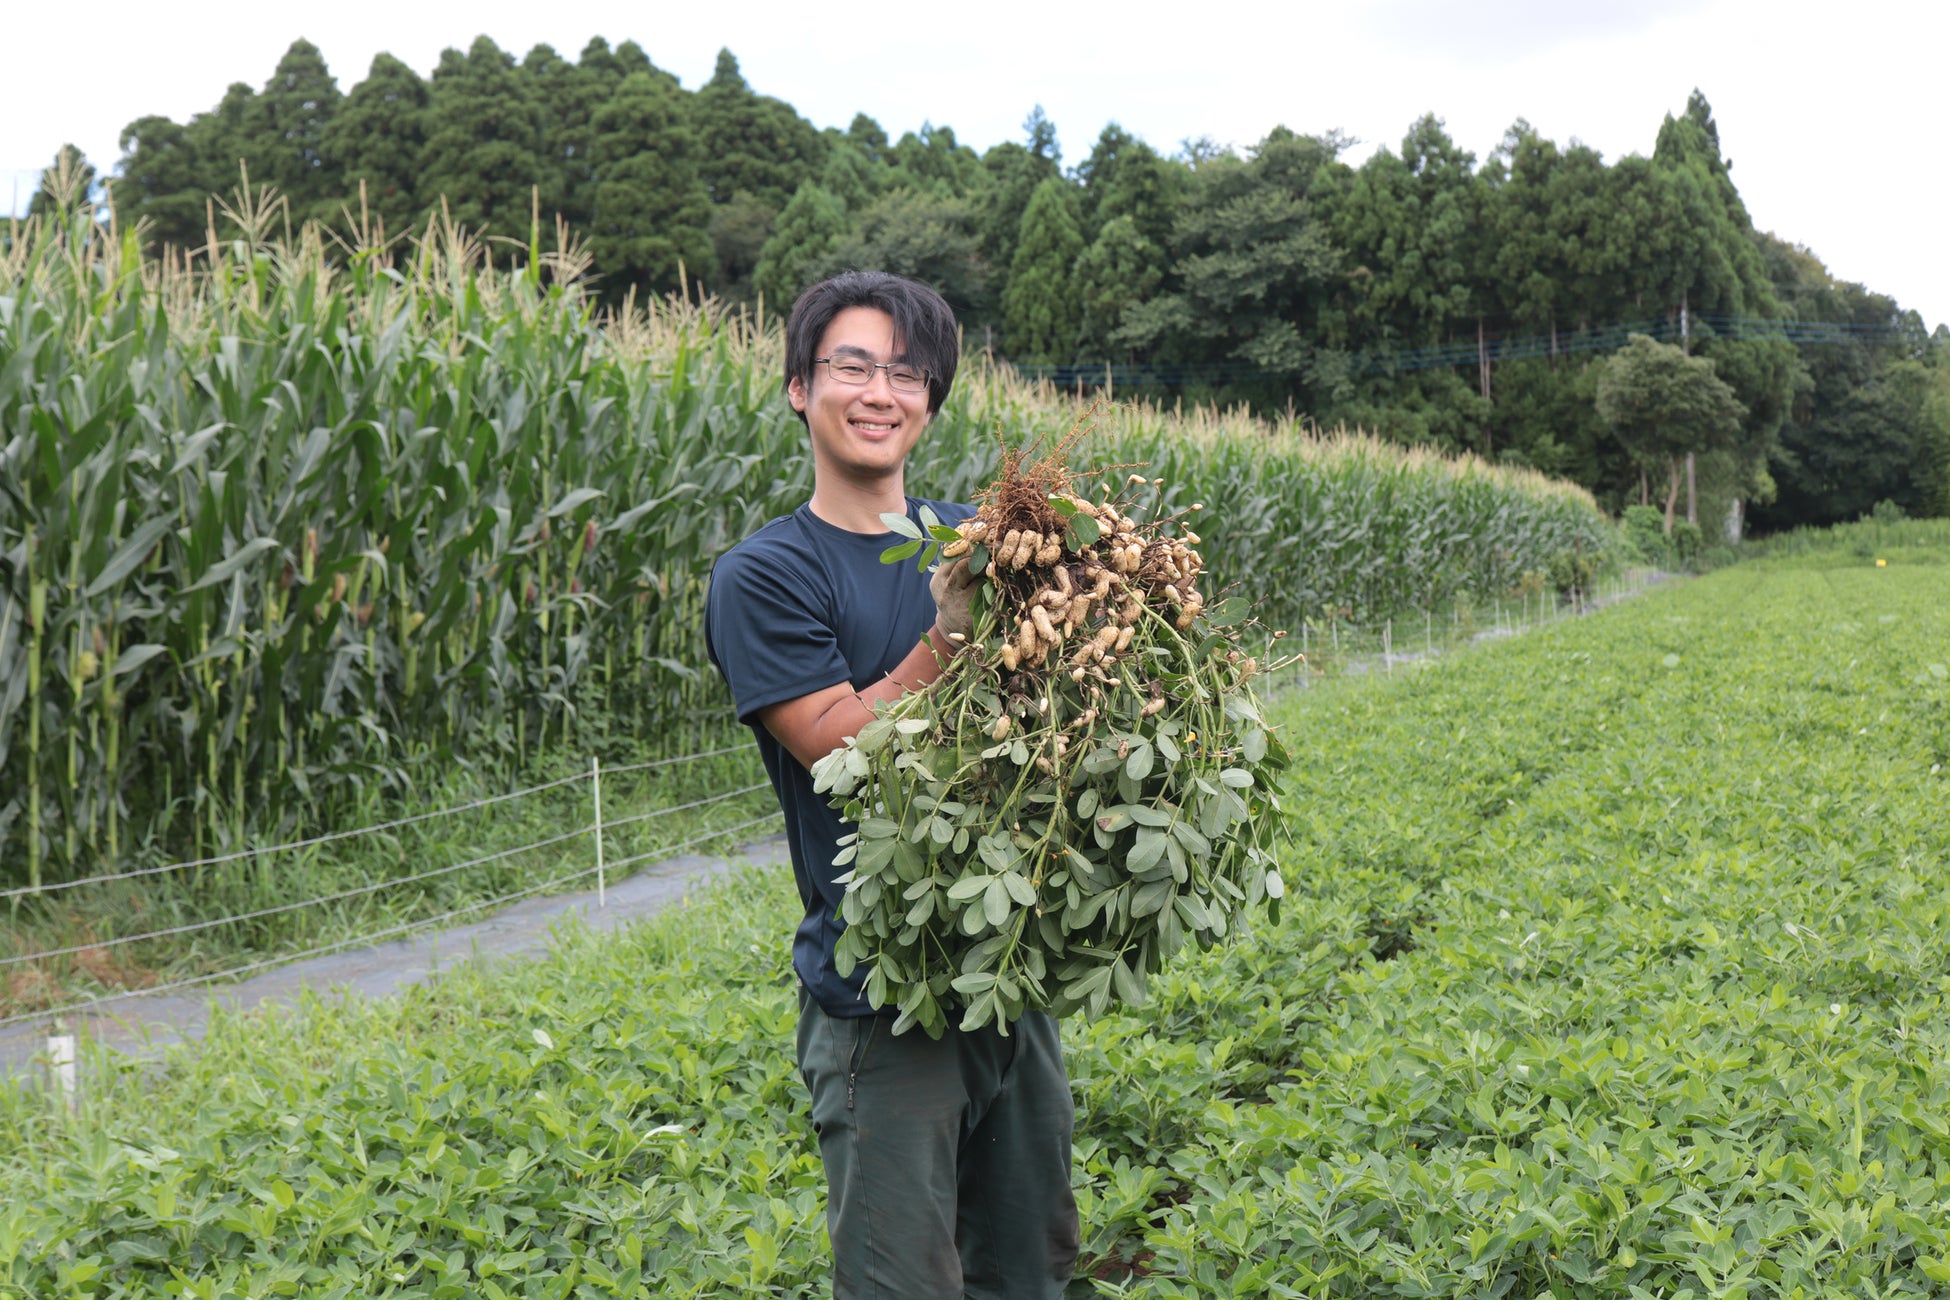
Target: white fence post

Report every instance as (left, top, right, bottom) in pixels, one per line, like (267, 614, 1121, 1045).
(46, 1032, 76, 1116)
(593, 756, 606, 909)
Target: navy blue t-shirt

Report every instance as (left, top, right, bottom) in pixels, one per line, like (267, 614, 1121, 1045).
(705, 497, 972, 1017)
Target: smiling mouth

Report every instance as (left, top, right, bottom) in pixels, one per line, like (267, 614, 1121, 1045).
(850, 419, 899, 433)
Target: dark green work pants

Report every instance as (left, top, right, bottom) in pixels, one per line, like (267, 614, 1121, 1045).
(797, 988, 1080, 1298)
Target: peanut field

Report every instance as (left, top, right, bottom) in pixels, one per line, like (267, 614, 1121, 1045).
(3, 538, 1945, 1297)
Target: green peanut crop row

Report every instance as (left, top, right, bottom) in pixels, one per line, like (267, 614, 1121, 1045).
(2, 542, 1944, 1295)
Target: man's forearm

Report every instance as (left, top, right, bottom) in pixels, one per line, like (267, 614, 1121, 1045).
(863, 625, 959, 703)
(762, 626, 961, 770)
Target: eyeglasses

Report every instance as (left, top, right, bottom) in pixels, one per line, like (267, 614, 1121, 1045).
(815, 356, 930, 393)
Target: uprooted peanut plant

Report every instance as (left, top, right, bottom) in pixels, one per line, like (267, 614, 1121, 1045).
(813, 432, 1294, 1036)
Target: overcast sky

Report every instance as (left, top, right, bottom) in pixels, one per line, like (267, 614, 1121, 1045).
(5, 0, 1945, 329)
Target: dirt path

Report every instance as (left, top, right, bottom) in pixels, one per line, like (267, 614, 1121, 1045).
(0, 835, 791, 1080)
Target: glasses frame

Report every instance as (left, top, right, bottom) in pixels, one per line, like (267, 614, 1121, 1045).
(813, 355, 931, 394)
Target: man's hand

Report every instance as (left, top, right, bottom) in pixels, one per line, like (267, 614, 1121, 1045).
(930, 558, 979, 643)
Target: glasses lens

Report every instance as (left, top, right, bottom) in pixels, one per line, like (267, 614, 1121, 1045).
(821, 358, 927, 391)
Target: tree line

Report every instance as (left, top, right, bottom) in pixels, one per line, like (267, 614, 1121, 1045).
(28, 35, 1950, 532)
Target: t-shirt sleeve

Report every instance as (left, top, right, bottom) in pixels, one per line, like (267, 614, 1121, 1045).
(706, 545, 853, 726)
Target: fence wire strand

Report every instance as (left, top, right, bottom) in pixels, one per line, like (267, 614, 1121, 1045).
(601, 815, 783, 875)
(0, 770, 594, 902)
(2, 742, 766, 905)
(600, 782, 769, 832)
(599, 742, 758, 778)
(1, 825, 597, 969)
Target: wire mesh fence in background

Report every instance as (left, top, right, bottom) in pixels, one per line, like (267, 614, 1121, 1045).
(1260, 566, 1668, 699)
(0, 742, 782, 1034)
(2, 570, 1668, 1038)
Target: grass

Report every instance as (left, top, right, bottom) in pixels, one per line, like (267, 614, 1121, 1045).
(1259, 564, 1670, 693)
(1732, 515, 1950, 570)
(3, 537, 1946, 1295)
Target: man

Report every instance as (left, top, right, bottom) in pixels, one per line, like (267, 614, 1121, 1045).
(705, 271, 1079, 1298)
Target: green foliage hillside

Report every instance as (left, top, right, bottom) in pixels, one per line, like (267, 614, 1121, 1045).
(26, 47, 1944, 529)
(4, 544, 1946, 1295)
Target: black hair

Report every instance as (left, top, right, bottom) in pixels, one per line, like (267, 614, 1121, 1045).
(782, 271, 960, 423)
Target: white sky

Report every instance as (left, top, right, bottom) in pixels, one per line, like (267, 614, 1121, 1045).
(4, 0, 1945, 329)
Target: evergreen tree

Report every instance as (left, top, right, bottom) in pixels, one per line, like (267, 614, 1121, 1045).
(818, 138, 880, 212)
(1075, 124, 1185, 249)
(519, 42, 578, 224)
(1542, 142, 1616, 333)
(752, 182, 850, 309)
(692, 49, 824, 211)
(1119, 128, 1343, 410)
(1650, 92, 1804, 522)
(886, 124, 982, 197)
(1319, 115, 1480, 348)
(529, 39, 665, 234)
(189, 81, 263, 208)
(1003, 176, 1085, 364)
(586, 70, 714, 299)
(1022, 104, 1060, 168)
(419, 36, 546, 237)
(1312, 116, 1492, 453)
(709, 191, 776, 301)
(1485, 121, 1565, 331)
(974, 138, 1058, 303)
(320, 53, 428, 238)
(1752, 236, 1941, 527)
(244, 39, 342, 226)
(1074, 214, 1163, 361)
(1601, 155, 1690, 316)
(846, 113, 890, 165)
(829, 189, 988, 321)
(112, 116, 207, 248)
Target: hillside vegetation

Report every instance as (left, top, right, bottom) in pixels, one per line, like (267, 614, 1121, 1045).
(33, 37, 1946, 527)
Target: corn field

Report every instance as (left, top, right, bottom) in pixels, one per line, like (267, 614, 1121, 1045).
(929, 396, 1614, 629)
(0, 197, 1611, 890)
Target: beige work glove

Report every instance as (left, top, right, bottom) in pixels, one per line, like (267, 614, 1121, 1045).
(929, 557, 980, 644)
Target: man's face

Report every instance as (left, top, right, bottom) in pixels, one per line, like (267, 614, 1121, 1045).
(788, 306, 932, 489)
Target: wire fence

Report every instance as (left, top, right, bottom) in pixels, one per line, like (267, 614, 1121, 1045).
(0, 769, 597, 903)
(0, 742, 784, 1035)
(1259, 565, 1669, 699)
(2, 574, 1670, 1042)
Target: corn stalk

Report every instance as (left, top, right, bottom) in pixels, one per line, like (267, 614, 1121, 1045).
(0, 196, 1613, 889)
